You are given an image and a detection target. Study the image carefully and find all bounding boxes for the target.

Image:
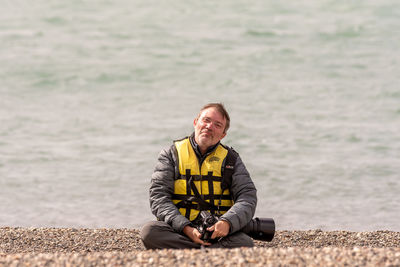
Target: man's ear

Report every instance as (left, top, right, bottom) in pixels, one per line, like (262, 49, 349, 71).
(193, 118, 198, 127)
(221, 132, 226, 139)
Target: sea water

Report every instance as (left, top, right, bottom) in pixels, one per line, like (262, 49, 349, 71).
(1, 0, 399, 231)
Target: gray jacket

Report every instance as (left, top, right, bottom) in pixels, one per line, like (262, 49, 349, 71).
(149, 140, 257, 234)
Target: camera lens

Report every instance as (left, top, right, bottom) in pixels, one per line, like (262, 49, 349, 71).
(242, 217, 275, 241)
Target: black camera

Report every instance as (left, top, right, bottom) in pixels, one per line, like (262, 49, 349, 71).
(197, 211, 219, 242)
(197, 211, 275, 242)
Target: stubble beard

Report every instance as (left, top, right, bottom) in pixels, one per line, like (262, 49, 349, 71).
(198, 132, 215, 148)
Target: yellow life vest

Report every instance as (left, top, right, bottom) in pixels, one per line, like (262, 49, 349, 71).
(172, 137, 234, 221)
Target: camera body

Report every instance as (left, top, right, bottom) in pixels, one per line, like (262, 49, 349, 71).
(197, 210, 275, 242)
(197, 211, 218, 242)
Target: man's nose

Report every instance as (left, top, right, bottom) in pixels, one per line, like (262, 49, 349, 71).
(205, 122, 213, 129)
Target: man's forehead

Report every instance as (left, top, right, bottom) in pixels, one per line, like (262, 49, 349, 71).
(199, 108, 226, 123)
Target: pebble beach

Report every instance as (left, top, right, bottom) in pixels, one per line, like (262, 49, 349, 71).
(1, 228, 399, 266)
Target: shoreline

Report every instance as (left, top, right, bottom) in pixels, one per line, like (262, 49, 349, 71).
(1, 228, 400, 266)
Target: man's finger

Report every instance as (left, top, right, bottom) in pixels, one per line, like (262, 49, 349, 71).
(193, 235, 211, 246)
(200, 240, 212, 246)
(194, 229, 202, 238)
(210, 230, 219, 240)
(191, 228, 211, 246)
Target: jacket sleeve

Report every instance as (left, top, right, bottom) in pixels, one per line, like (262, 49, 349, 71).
(220, 155, 257, 233)
(149, 146, 191, 232)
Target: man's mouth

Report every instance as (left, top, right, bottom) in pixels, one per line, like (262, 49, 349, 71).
(201, 130, 212, 137)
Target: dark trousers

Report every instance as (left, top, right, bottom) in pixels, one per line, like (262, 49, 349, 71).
(140, 221, 254, 249)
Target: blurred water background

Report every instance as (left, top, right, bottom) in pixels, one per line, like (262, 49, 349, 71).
(1, 0, 399, 231)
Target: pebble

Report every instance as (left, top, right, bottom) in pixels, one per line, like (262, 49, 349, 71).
(1, 228, 400, 266)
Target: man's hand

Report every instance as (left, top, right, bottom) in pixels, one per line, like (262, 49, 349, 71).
(208, 220, 230, 240)
(183, 225, 211, 246)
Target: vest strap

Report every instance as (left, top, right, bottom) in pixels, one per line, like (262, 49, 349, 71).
(173, 194, 232, 201)
(221, 147, 238, 191)
(175, 201, 231, 212)
(188, 175, 218, 212)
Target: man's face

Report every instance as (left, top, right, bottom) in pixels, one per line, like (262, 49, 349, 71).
(193, 107, 227, 151)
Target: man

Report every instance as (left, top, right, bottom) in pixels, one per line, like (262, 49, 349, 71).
(140, 103, 257, 249)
